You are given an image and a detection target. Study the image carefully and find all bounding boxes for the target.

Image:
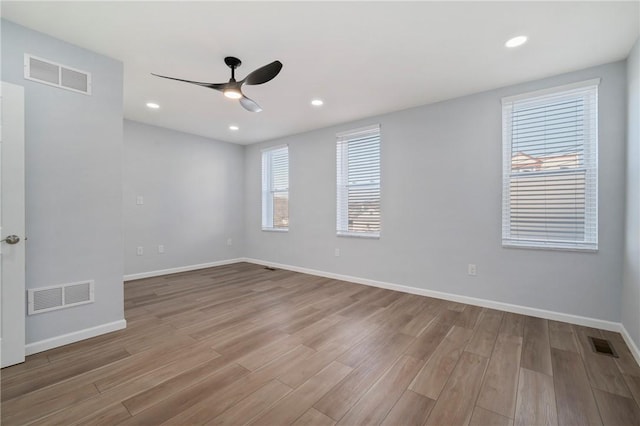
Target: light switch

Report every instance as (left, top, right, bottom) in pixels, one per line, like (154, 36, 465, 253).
(136, 196, 144, 205)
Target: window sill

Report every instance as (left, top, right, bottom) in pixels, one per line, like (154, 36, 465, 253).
(262, 228, 288, 233)
(502, 242, 598, 253)
(337, 232, 380, 240)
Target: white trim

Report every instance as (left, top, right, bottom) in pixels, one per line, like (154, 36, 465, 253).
(336, 124, 381, 236)
(336, 123, 380, 139)
(501, 78, 600, 104)
(261, 143, 288, 153)
(503, 242, 598, 253)
(25, 260, 639, 365)
(620, 325, 640, 368)
(262, 146, 289, 230)
(123, 258, 244, 281)
(241, 257, 622, 332)
(337, 232, 380, 239)
(501, 82, 598, 252)
(119, 257, 640, 365)
(25, 319, 126, 356)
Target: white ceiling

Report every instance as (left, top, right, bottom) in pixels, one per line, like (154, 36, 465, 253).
(2, 1, 639, 144)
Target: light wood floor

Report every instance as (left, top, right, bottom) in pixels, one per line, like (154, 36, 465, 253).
(2, 262, 640, 425)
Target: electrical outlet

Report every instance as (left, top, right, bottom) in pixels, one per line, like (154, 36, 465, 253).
(136, 195, 144, 205)
(334, 248, 340, 257)
(227, 238, 233, 246)
(468, 264, 477, 276)
(158, 245, 164, 254)
(137, 246, 144, 256)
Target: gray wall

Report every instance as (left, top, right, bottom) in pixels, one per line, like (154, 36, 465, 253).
(245, 61, 627, 323)
(623, 38, 640, 348)
(1, 20, 124, 343)
(2, 17, 633, 348)
(123, 120, 244, 275)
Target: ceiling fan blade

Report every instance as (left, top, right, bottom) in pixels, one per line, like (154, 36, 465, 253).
(151, 73, 225, 91)
(239, 95, 262, 112)
(242, 61, 283, 86)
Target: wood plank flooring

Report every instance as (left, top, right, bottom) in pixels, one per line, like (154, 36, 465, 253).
(2, 262, 640, 425)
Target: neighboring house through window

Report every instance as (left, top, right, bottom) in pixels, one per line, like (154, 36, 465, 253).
(262, 145, 289, 231)
(336, 124, 381, 238)
(502, 79, 599, 250)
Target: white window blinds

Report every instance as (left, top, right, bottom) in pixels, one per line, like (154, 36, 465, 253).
(502, 79, 599, 251)
(337, 124, 381, 237)
(262, 145, 289, 230)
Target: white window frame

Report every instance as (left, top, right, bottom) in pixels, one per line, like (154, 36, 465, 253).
(502, 79, 599, 251)
(262, 145, 289, 231)
(336, 124, 381, 238)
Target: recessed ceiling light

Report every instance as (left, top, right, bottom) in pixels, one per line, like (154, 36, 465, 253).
(146, 102, 160, 109)
(229, 125, 239, 131)
(311, 99, 324, 106)
(505, 36, 528, 48)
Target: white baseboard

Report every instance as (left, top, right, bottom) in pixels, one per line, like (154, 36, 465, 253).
(25, 258, 640, 366)
(242, 257, 623, 332)
(25, 319, 127, 356)
(122, 256, 639, 365)
(246, 258, 640, 362)
(620, 325, 640, 367)
(124, 258, 244, 281)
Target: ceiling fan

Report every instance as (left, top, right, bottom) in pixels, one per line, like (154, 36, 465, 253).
(152, 56, 282, 112)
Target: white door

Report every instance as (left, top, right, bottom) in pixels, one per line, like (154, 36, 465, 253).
(0, 82, 26, 368)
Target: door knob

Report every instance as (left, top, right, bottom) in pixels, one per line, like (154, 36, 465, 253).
(1, 235, 20, 244)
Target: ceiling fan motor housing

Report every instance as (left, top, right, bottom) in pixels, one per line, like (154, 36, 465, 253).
(224, 56, 242, 69)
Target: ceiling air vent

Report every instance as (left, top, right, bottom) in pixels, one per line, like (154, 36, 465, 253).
(28, 280, 95, 315)
(24, 54, 91, 95)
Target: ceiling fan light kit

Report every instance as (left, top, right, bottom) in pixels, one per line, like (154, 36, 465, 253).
(152, 56, 282, 112)
(223, 87, 242, 99)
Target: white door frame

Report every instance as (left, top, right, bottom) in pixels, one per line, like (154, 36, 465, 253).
(1, 81, 26, 368)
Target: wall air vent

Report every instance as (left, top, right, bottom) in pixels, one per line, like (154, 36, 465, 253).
(24, 54, 91, 95)
(28, 280, 94, 315)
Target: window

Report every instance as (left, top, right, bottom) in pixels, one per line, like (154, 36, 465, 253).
(502, 79, 599, 251)
(262, 145, 289, 231)
(337, 124, 381, 237)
